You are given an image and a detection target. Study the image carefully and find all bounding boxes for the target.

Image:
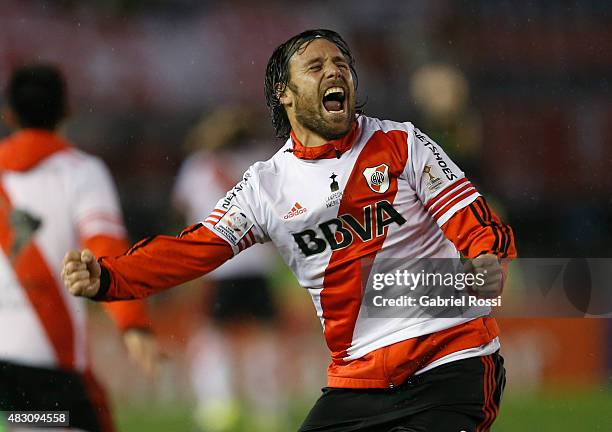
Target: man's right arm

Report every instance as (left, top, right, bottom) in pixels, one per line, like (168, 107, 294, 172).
(63, 164, 268, 301)
(63, 223, 235, 300)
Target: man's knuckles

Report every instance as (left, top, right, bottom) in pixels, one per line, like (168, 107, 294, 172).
(473, 259, 500, 269)
(68, 280, 88, 295)
(63, 251, 81, 264)
(69, 279, 98, 297)
(65, 261, 86, 273)
(66, 270, 90, 283)
(84, 282, 99, 297)
(472, 254, 499, 267)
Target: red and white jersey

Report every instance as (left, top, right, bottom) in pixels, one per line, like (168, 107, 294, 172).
(173, 148, 276, 279)
(204, 115, 490, 360)
(0, 130, 146, 371)
(98, 115, 515, 388)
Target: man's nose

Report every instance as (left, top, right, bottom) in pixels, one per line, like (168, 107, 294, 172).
(324, 62, 343, 79)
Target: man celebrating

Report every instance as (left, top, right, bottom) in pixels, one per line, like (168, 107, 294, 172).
(64, 30, 516, 431)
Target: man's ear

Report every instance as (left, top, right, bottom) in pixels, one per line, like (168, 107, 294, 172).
(275, 82, 293, 107)
(1, 106, 19, 130)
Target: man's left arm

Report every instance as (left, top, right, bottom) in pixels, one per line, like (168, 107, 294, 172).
(441, 196, 517, 297)
(405, 124, 517, 297)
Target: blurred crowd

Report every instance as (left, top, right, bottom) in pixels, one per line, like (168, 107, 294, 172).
(1, 0, 611, 256)
(1, 0, 610, 430)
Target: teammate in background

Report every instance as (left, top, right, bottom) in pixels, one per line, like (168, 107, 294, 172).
(410, 63, 484, 181)
(0, 64, 158, 432)
(173, 106, 282, 431)
(64, 29, 517, 431)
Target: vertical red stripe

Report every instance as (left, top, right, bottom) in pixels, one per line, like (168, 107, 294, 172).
(490, 356, 499, 416)
(0, 182, 76, 369)
(82, 369, 116, 432)
(478, 356, 491, 432)
(483, 356, 499, 430)
(478, 355, 499, 432)
(321, 130, 408, 360)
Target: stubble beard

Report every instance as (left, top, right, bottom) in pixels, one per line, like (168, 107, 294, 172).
(292, 87, 355, 141)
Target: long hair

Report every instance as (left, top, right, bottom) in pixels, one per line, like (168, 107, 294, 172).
(264, 29, 360, 140)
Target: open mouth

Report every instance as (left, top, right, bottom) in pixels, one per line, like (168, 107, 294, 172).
(322, 86, 346, 113)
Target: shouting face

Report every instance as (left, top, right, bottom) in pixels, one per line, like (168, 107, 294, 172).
(280, 38, 356, 141)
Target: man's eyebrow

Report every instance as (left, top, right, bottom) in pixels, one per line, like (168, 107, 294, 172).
(302, 55, 347, 67)
(332, 55, 348, 63)
(303, 57, 323, 66)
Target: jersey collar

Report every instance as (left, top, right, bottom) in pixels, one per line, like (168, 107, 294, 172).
(289, 119, 360, 160)
(0, 129, 69, 171)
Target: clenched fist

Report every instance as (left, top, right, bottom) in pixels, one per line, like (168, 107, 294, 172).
(62, 249, 101, 298)
(463, 254, 504, 298)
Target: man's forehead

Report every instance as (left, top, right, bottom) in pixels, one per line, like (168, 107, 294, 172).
(292, 38, 345, 63)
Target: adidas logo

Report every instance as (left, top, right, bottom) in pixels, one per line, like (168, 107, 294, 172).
(283, 202, 307, 219)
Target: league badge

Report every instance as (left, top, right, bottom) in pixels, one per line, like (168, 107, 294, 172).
(214, 205, 253, 245)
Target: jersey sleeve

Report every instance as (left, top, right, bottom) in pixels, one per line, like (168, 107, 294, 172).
(94, 165, 268, 301)
(404, 125, 480, 226)
(200, 165, 269, 254)
(404, 125, 516, 260)
(441, 196, 517, 260)
(72, 156, 127, 240)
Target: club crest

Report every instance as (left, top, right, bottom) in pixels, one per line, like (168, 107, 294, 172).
(362, 164, 389, 194)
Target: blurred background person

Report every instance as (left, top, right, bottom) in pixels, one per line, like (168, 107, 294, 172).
(408, 63, 517, 224)
(0, 64, 158, 432)
(410, 64, 483, 182)
(172, 106, 283, 432)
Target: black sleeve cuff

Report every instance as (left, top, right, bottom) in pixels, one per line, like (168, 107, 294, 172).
(92, 262, 111, 301)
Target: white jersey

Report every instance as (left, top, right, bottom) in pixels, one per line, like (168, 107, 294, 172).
(204, 115, 489, 361)
(0, 131, 126, 370)
(173, 148, 276, 279)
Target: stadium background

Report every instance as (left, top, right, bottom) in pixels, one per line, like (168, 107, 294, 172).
(1, 0, 611, 430)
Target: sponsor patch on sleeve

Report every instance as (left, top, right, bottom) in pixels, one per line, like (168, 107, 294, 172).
(422, 164, 445, 193)
(213, 205, 254, 246)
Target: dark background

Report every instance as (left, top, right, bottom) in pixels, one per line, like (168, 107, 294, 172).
(1, 0, 610, 257)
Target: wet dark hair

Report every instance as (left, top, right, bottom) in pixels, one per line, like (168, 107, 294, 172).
(264, 29, 360, 140)
(6, 64, 67, 130)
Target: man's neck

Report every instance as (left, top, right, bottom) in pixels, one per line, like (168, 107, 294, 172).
(290, 122, 329, 147)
